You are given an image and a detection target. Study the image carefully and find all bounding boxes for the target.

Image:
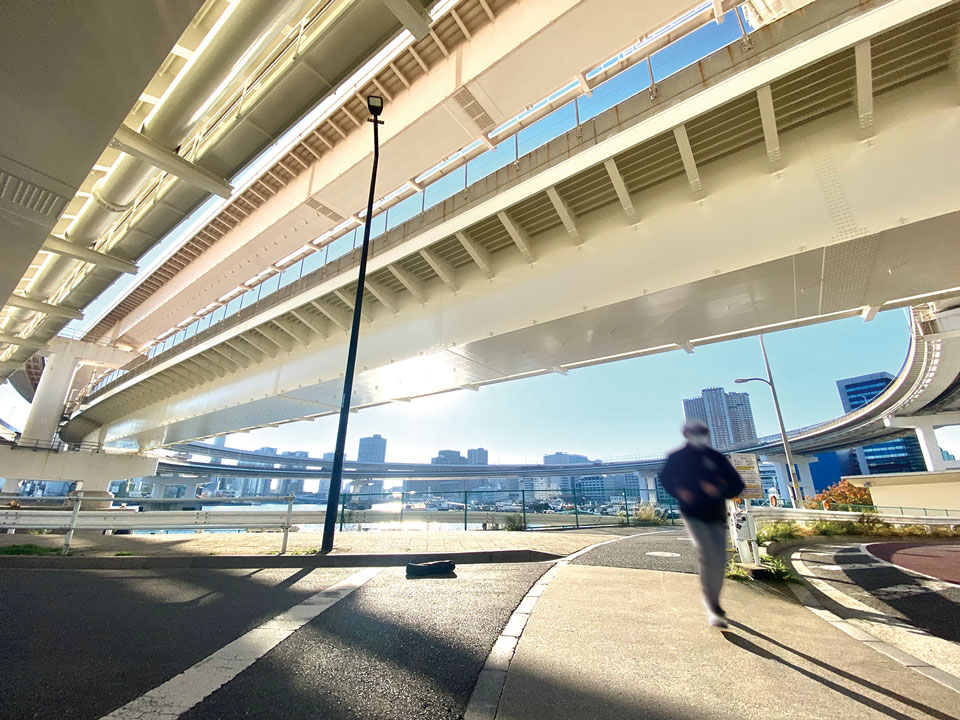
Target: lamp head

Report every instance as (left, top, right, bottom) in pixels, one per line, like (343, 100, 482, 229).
(367, 95, 384, 117)
(734, 378, 748, 384)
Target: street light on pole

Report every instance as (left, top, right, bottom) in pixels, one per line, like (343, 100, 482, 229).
(734, 334, 805, 508)
(321, 95, 384, 554)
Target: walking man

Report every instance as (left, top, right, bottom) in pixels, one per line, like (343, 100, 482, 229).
(659, 419, 744, 627)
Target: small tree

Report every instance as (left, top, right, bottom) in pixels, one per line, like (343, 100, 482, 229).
(810, 479, 872, 509)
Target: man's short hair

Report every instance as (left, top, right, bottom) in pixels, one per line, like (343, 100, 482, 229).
(683, 419, 709, 435)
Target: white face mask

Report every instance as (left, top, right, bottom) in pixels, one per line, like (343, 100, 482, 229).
(687, 433, 710, 449)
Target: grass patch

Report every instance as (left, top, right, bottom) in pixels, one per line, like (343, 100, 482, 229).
(760, 555, 798, 583)
(114, 551, 133, 556)
(0, 544, 62, 556)
(725, 560, 753, 583)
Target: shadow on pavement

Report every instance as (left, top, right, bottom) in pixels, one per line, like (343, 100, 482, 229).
(724, 621, 959, 720)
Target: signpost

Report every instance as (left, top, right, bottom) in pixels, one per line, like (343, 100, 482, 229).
(728, 453, 762, 564)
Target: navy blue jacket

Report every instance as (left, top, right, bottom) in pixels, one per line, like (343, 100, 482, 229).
(659, 445, 744, 522)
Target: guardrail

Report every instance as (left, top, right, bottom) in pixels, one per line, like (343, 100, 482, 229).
(1, 494, 302, 555)
(1, 489, 678, 554)
(749, 506, 960, 527)
(0, 437, 106, 453)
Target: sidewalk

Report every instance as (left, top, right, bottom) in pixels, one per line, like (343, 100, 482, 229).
(0, 527, 626, 558)
(496, 565, 960, 719)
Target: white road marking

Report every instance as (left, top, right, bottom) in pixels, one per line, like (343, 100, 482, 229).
(814, 563, 884, 571)
(100, 567, 383, 720)
(646, 551, 681, 558)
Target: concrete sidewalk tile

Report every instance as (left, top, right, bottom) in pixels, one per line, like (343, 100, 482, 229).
(863, 640, 929, 667)
(496, 564, 960, 720)
(484, 635, 519, 672)
(464, 669, 507, 720)
(515, 595, 538, 615)
(913, 665, 960, 693)
(501, 611, 530, 639)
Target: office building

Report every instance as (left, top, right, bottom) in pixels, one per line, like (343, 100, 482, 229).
(467, 447, 489, 465)
(837, 373, 926, 474)
(682, 387, 757, 450)
(432, 449, 467, 464)
(358, 434, 387, 463)
(543, 451, 590, 493)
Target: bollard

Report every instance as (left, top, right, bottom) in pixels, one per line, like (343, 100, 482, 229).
(623, 492, 630, 527)
(62, 492, 84, 555)
(280, 494, 295, 555)
(521, 488, 527, 530)
(573, 486, 580, 529)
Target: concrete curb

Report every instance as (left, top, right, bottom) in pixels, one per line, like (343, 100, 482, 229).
(0, 548, 562, 570)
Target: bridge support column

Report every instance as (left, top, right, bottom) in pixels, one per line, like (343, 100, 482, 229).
(794, 459, 817, 500)
(22, 338, 136, 445)
(882, 415, 960, 472)
(22, 352, 80, 444)
(914, 423, 947, 472)
(763, 455, 817, 505)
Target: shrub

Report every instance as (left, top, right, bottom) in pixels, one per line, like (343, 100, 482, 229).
(114, 551, 133, 556)
(504, 514, 526, 531)
(810, 520, 857, 536)
(812, 479, 873, 508)
(633, 504, 665, 526)
(756, 521, 802, 544)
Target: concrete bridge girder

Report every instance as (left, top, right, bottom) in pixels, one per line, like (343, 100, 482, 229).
(75, 27, 960, 448)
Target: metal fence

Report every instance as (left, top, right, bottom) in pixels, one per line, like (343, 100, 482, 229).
(1, 488, 680, 555)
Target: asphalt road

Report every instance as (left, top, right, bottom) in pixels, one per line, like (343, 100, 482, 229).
(796, 543, 960, 643)
(0, 529, 708, 720)
(571, 526, 698, 573)
(0, 563, 545, 720)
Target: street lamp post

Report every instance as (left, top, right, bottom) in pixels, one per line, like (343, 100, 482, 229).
(735, 334, 805, 508)
(321, 96, 384, 554)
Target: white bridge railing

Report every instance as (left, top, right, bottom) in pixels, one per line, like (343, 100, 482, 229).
(749, 506, 960, 527)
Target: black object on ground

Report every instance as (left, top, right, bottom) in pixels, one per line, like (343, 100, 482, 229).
(406, 560, 456, 578)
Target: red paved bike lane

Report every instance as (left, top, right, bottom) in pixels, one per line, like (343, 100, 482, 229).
(867, 542, 960, 584)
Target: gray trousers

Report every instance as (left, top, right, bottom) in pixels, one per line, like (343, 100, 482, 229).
(681, 512, 728, 613)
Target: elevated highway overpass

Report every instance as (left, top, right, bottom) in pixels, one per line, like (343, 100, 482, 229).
(60, 0, 960, 453)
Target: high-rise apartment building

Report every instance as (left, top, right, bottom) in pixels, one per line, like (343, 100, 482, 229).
(837, 373, 926, 474)
(682, 387, 757, 450)
(357, 434, 387, 463)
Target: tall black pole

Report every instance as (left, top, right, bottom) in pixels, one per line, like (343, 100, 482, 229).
(321, 113, 382, 553)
